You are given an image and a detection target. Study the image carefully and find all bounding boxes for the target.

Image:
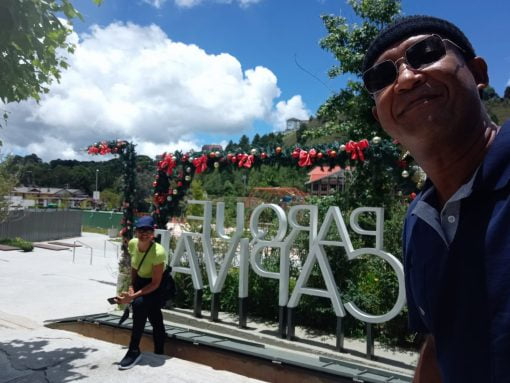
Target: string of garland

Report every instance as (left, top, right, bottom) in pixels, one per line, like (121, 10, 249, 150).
(151, 137, 423, 228)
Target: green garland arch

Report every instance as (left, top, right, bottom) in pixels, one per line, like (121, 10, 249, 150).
(87, 136, 421, 296)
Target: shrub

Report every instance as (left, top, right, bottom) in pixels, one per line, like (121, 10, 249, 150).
(0, 237, 34, 252)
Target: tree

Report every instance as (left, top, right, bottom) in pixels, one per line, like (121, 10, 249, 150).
(318, 0, 401, 141)
(0, 162, 16, 222)
(0, 0, 102, 125)
(185, 179, 208, 230)
(252, 133, 261, 147)
(224, 140, 236, 152)
(481, 86, 500, 101)
(318, 0, 405, 208)
(504, 86, 510, 100)
(100, 188, 121, 210)
(238, 135, 250, 152)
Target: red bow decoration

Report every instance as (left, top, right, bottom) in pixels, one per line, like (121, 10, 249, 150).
(238, 154, 254, 168)
(192, 154, 208, 174)
(159, 153, 176, 176)
(98, 143, 111, 155)
(153, 194, 167, 205)
(298, 150, 313, 167)
(87, 146, 99, 155)
(345, 139, 369, 161)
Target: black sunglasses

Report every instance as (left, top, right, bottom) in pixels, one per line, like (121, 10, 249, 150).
(137, 227, 154, 234)
(363, 35, 464, 94)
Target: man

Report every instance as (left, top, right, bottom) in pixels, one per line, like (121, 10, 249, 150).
(362, 15, 510, 382)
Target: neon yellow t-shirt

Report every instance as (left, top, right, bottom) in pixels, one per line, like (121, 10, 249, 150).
(128, 239, 167, 278)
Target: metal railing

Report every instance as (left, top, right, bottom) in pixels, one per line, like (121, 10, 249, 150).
(73, 240, 94, 265)
(104, 239, 120, 259)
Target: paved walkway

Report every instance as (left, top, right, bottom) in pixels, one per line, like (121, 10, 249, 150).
(0, 233, 264, 383)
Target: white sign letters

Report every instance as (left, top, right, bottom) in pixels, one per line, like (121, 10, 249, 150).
(166, 200, 405, 324)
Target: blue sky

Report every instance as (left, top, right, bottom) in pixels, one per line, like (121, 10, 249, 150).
(2, 0, 509, 161)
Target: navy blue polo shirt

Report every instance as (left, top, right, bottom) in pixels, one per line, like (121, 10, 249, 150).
(404, 121, 510, 383)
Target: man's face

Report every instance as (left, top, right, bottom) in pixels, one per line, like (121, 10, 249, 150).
(371, 34, 485, 147)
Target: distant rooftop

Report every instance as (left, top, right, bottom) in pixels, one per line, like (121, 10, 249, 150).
(306, 166, 350, 184)
(13, 187, 88, 196)
(201, 144, 223, 152)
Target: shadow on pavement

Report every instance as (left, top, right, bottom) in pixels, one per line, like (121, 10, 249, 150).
(0, 337, 98, 382)
(133, 352, 168, 369)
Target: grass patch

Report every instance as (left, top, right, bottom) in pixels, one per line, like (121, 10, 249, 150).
(82, 226, 108, 235)
(0, 237, 34, 252)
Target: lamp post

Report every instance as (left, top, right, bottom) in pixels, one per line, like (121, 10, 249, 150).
(93, 169, 100, 210)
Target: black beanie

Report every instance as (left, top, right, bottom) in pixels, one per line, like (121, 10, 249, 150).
(362, 15, 476, 72)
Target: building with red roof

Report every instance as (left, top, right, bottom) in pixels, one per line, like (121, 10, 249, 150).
(306, 166, 350, 196)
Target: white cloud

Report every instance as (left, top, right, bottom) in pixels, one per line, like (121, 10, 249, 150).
(143, 0, 168, 8)
(135, 139, 201, 157)
(271, 95, 310, 131)
(174, 0, 262, 8)
(1, 22, 304, 161)
(0, 135, 202, 162)
(237, 0, 262, 7)
(174, 0, 201, 7)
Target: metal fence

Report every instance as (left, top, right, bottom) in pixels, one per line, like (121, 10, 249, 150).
(81, 210, 123, 231)
(0, 209, 82, 241)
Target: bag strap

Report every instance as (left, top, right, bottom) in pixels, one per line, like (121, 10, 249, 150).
(137, 241, 154, 270)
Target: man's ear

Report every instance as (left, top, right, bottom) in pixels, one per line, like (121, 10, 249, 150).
(467, 57, 489, 91)
(372, 105, 380, 123)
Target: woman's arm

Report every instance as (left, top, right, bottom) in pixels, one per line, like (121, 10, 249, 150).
(118, 264, 164, 304)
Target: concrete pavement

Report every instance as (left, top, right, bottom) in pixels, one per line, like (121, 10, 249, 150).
(0, 233, 264, 383)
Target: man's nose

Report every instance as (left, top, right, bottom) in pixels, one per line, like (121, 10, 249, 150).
(393, 62, 425, 93)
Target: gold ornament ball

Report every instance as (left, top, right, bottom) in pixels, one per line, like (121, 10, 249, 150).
(372, 136, 382, 144)
(185, 175, 191, 181)
(173, 189, 178, 195)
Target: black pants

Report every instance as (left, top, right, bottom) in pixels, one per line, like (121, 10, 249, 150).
(129, 277, 165, 354)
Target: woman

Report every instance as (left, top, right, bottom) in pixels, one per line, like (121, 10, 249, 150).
(116, 215, 167, 370)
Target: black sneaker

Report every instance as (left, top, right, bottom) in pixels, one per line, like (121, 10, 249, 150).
(118, 349, 141, 370)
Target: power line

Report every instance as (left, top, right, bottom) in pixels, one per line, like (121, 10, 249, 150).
(293, 53, 335, 93)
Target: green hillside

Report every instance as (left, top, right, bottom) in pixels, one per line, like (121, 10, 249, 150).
(487, 99, 510, 124)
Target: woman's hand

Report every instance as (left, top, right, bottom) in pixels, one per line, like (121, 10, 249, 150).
(117, 291, 135, 304)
